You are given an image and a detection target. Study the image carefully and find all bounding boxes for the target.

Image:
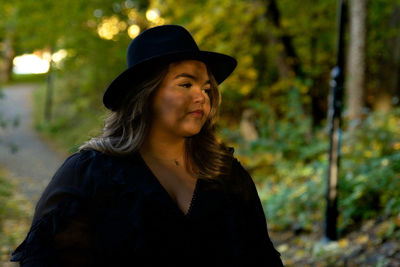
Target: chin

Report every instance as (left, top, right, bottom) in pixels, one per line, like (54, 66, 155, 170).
(180, 122, 206, 137)
(181, 127, 203, 137)
(183, 131, 201, 137)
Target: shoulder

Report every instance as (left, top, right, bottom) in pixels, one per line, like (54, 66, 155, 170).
(58, 149, 138, 175)
(66, 149, 145, 183)
(231, 157, 253, 184)
(46, 149, 134, 193)
(223, 157, 258, 201)
(34, 150, 140, 219)
(57, 149, 103, 172)
(52, 149, 106, 182)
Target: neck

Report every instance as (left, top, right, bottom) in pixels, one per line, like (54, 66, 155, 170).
(140, 132, 186, 163)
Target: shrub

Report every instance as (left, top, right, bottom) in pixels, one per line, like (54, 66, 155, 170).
(224, 92, 400, 234)
(338, 109, 400, 233)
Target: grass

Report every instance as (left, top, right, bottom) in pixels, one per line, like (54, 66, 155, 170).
(0, 167, 32, 263)
(32, 83, 104, 154)
(7, 73, 47, 85)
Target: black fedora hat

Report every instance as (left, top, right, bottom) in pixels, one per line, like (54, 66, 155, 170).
(103, 25, 237, 110)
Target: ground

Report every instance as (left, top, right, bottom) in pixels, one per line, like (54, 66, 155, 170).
(270, 215, 400, 266)
(0, 84, 64, 203)
(0, 84, 64, 265)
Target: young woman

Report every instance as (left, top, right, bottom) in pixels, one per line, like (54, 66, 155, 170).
(11, 25, 283, 266)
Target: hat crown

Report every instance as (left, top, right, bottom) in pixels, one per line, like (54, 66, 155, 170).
(127, 25, 199, 68)
(103, 24, 236, 111)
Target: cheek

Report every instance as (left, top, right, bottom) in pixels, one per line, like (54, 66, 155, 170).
(154, 91, 188, 116)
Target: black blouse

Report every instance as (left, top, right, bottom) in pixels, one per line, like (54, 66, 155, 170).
(11, 149, 283, 266)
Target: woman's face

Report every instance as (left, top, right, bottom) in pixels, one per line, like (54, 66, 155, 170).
(150, 60, 212, 139)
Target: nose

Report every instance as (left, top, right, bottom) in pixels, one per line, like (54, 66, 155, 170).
(192, 86, 206, 104)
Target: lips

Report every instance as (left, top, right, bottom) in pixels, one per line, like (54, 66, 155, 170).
(189, 109, 204, 117)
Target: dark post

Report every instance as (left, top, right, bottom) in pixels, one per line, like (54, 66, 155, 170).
(325, 0, 347, 241)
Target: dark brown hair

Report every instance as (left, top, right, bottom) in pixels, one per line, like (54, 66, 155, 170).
(80, 61, 233, 179)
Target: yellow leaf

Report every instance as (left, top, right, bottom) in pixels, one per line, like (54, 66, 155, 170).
(356, 234, 369, 244)
(364, 150, 373, 158)
(394, 142, 400, 150)
(338, 238, 349, 248)
(395, 214, 400, 227)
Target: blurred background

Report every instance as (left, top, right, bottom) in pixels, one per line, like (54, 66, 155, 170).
(0, 0, 399, 265)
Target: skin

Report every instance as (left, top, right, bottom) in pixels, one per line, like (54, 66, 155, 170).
(140, 60, 212, 215)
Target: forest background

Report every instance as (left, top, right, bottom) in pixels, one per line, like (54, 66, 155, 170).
(0, 0, 399, 265)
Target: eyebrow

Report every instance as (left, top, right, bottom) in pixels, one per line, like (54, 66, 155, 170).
(174, 73, 211, 84)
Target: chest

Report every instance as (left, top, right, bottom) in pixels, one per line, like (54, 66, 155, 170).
(90, 176, 235, 254)
(144, 162, 198, 216)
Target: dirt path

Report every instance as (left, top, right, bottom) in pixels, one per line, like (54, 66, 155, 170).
(0, 84, 64, 204)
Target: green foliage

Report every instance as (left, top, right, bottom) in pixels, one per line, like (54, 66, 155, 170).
(18, 1, 152, 151)
(228, 107, 400, 234)
(4, 0, 399, 239)
(0, 169, 32, 261)
(223, 97, 400, 234)
(338, 109, 400, 232)
(9, 73, 47, 84)
(33, 84, 104, 153)
(0, 175, 12, 220)
(223, 83, 328, 231)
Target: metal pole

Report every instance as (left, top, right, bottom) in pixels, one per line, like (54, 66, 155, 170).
(325, 0, 346, 241)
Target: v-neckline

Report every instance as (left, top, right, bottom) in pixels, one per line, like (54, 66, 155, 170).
(137, 153, 199, 217)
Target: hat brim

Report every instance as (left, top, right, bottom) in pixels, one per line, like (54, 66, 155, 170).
(103, 50, 237, 111)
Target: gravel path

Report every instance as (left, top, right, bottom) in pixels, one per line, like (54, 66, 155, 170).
(0, 84, 64, 204)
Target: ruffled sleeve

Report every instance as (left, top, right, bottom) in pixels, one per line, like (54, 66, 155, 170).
(10, 150, 99, 266)
(230, 159, 284, 266)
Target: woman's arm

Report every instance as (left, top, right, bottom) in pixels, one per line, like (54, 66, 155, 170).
(232, 159, 284, 266)
(11, 151, 96, 266)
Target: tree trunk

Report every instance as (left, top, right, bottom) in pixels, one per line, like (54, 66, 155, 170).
(0, 33, 15, 84)
(347, 0, 367, 125)
(240, 109, 259, 142)
(262, 0, 331, 130)
(390, 7, 400, 107)
(375, 5, 400, 110)
(264, 0, 302, 78)
(267, 32, 292, 79)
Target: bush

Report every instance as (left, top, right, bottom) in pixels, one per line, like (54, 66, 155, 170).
(224, 87, 328, 231)
(225, 91, 400, 235)
(338, 109, 400, 233)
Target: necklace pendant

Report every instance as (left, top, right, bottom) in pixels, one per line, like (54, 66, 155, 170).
(174, 159, 179, 166)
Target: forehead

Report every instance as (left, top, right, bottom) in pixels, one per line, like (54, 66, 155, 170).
(166, 60, 209, 79)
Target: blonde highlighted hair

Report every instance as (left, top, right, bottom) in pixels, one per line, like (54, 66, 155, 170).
(80, 62, 233, 179)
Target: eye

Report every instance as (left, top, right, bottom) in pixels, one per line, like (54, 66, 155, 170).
(179, 83, 192, 88)
(202, 88, 211, 94)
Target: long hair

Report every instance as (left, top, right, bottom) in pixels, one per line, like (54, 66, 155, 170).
(80, 62, 233, 179)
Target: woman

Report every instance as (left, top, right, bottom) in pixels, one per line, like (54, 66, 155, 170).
(11, 25, 283, 266)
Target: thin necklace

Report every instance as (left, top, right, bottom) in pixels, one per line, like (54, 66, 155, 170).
(144, 153, 182, 167)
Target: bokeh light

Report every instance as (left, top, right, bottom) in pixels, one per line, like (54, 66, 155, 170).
(93, 9, 103, 18)
(52, 49, 68, 63)
(146, 9, 160, 22)
(127, 9, 138, 20)
(13, 54, 50, 74)
(124, 0, 134, 9)
(145, 9, 164, 25)
(118, 21, 127, 31)
(97, 16, 122, 40)
(128, 24, 140, 39)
